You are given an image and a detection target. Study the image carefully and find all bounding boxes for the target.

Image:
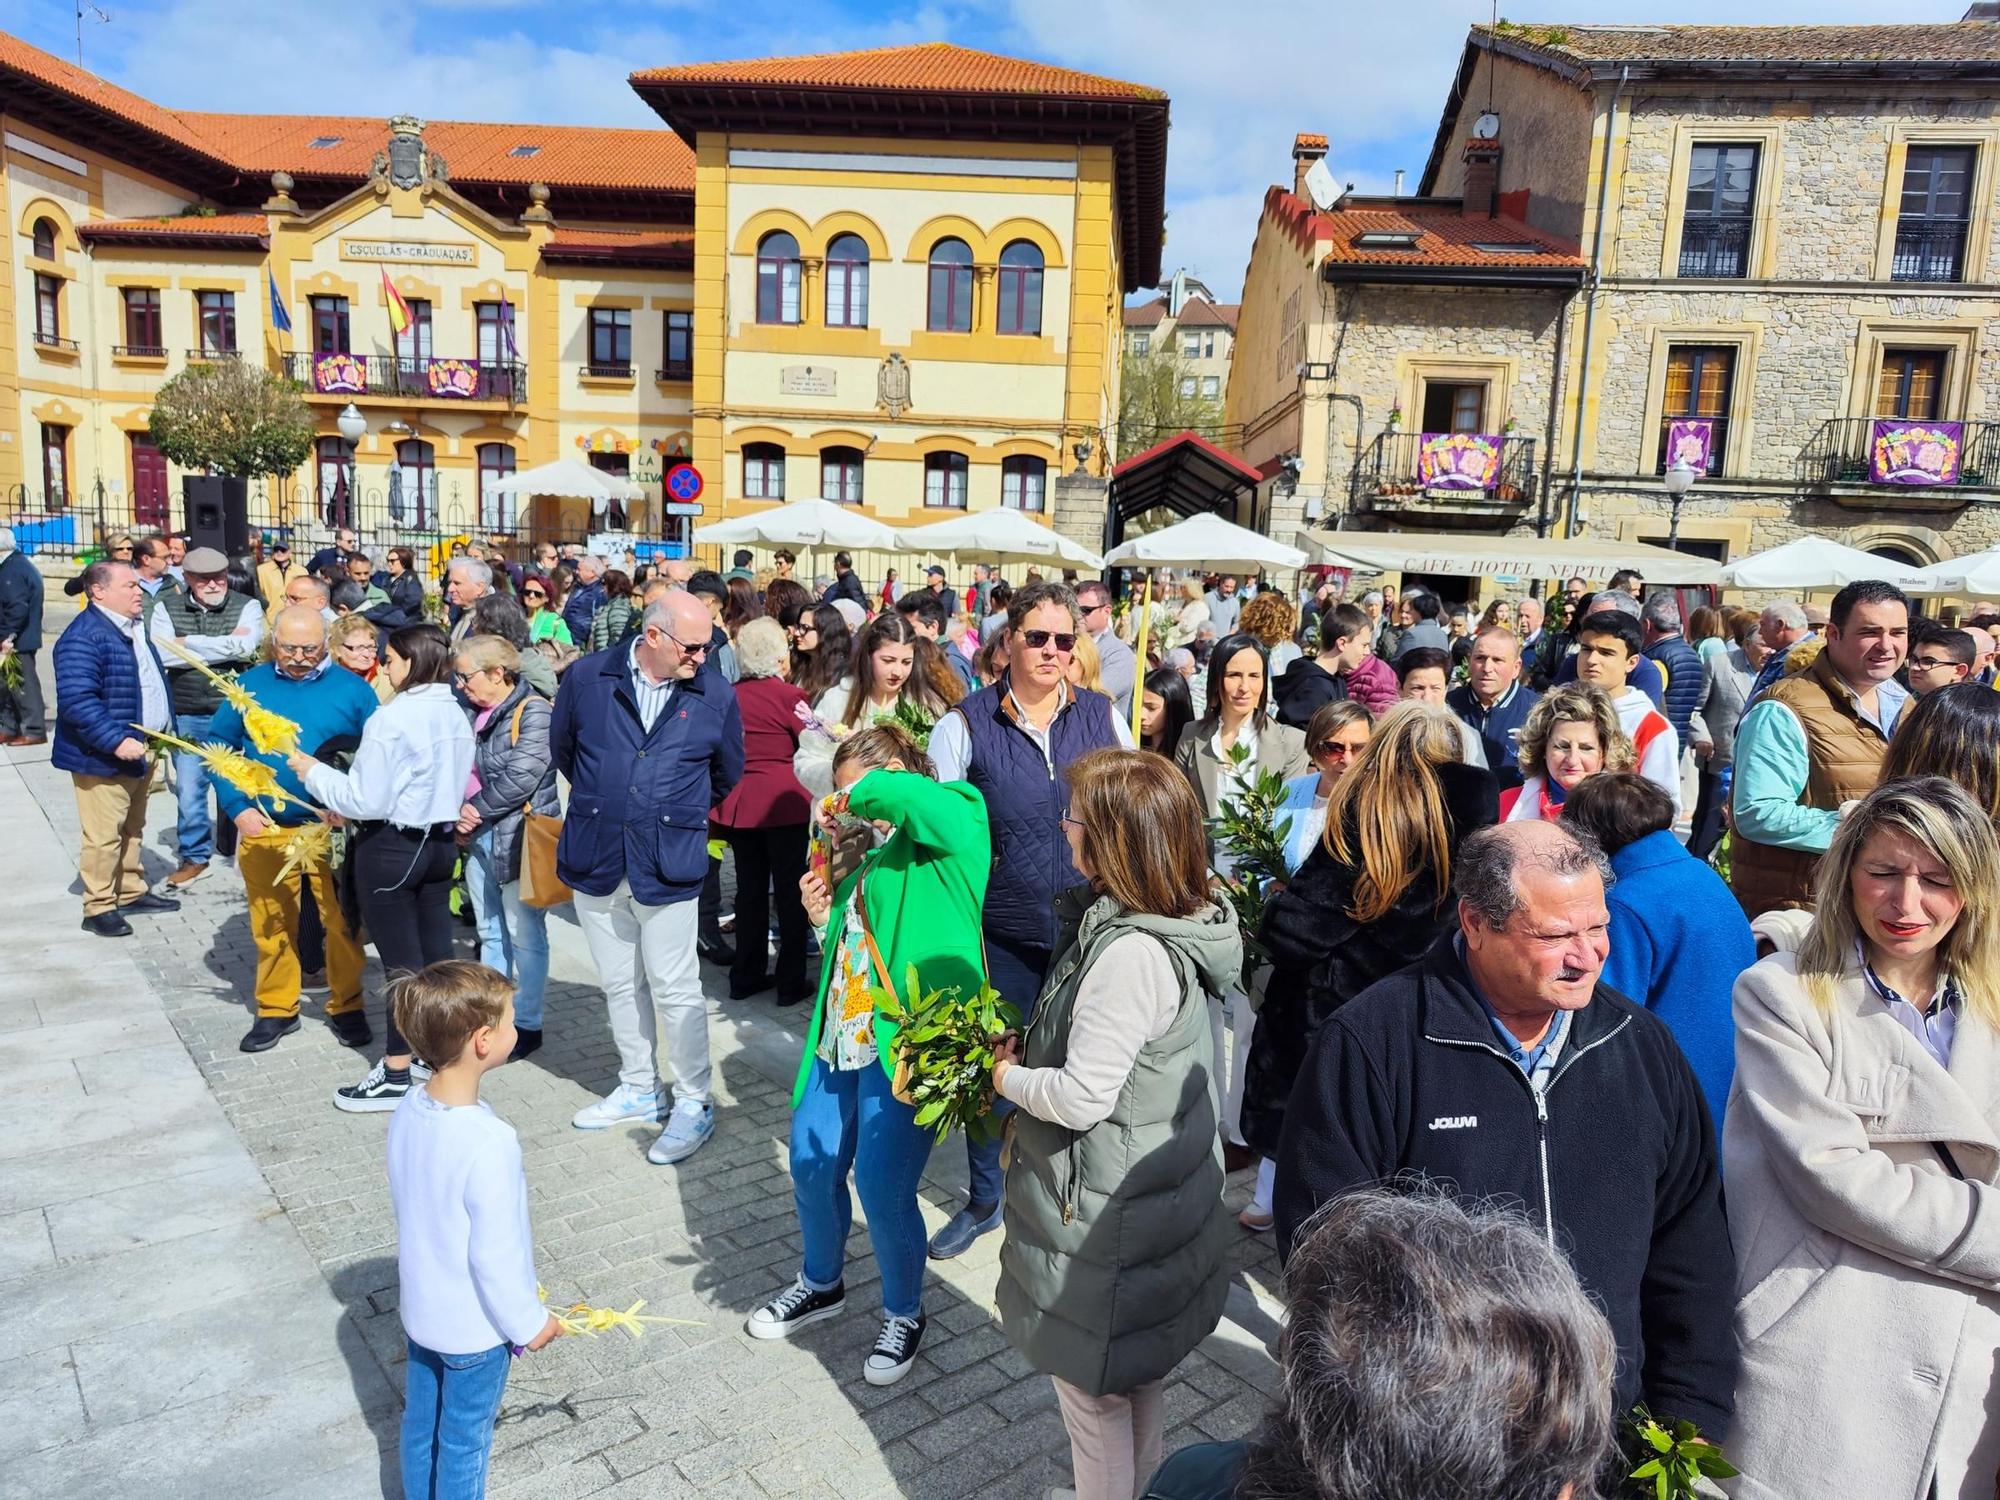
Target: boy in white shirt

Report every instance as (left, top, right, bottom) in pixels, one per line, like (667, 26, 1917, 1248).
(388, 962, 562, 1499)
(1572, 609, 1682, 812)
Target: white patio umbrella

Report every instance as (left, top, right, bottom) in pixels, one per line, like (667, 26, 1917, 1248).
(898, 508, 1105, 570)
(693, 497, 909, 552)
(1717, 537, 1931, 592)
(483, 456, 642, 507)
(1102, 511, 1307, 574)
(1913, 549, 2000, 597)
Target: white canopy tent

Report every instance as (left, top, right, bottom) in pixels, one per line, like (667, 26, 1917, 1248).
(1912, 549, 2000, 597)
(483, 457, 642, 506)
(1104, 512, 1308, 573)
(692, 497, 909, 553)
(1716, 537, 1931, 592)
(1303, 530, 1723, 585)
(897, 509, 1105, 570)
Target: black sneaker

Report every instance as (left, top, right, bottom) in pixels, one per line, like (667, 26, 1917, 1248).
(333, 1060, 410, 1113)
(863, 1314, 927, 1386)
(744, 1277, 846, 1340)
(509, 1027, 542, 1062)
(326, 1010, 373, 1049)
(240, 1015, 300, 1053)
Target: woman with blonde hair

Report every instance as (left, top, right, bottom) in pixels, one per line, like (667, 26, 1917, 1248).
(1246, 704, 1498, 1230)
(329, 615, 394, 704)
(1165, 578, 1209, 651)
(1503, 683, 1635, 823)
(1238, 591, 1302, 676)
(1725, 776, 2000, 1500)
(1477, 596, 1515, 634)
(1066, 629, 1104, 694)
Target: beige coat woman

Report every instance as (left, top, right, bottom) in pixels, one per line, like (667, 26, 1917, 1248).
(1172, 719, 1310, 824)
(1724, 953, 2000, 1500)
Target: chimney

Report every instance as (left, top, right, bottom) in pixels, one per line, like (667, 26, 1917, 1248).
(1463, 139, 1501, 218)
(1292, 132, 1328, 196)
(1392, 168, 1405, 197)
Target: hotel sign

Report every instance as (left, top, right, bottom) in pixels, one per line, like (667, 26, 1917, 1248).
(339, 238, 478, 266)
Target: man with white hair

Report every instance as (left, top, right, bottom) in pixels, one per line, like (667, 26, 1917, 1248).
(0, 527, 46, 745)
(444, 557, 492, 646)
(1748, 599, 1812, 701)
(553, 589, 744, 1165)
(563, 552, 607, 643)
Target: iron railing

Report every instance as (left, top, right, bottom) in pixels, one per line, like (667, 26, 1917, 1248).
(1798, 416, 2000, 488)
(186, 346, 239, 362)
(282, 352, 526, 402)
(585, 361, 634, 379)
(1892, 218, 1970, 283)
(32, 331, 78, 353)
(1677, 216, 1753, 278)
(656, 359, 693, 381)
(1353, 432, 1539, 511)
(111, 344, 168, 359)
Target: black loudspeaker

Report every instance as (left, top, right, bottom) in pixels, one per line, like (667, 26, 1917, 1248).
(183, 475, 249, 557)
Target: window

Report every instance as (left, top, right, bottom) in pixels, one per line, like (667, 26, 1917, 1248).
(756, 231, 802, 325)
(1182, 330, 1215, 359)
(478, 442, 518, 530)
(40, 423, 68, 510)
(1001, 455, 1046, 512)
(391, 438, 436, 527)
(1130, 331, 1150, 357)
(508, 144, 540, 158)
(1895, 145, 1975, 283)
(927, 238, 974, 332)
(825, 233, 870, 328)
(310, 295, 350, 354)
(33, 273, 59, 344)
(1200, 375, 1221, 399)
(924, 451, 969, 509)
(660, 310, 692, 379)
(821, 446, 864, 504)
(1658, 345, 1734, 474)
(1876, 349, 1947, 420)
(31, 217, 56, 260)
(588, 307, 631, 374)
(743, 443, 786, 500)
(1179, 375, 1197, 398)
(196, 290, 238, 356)
(307, 135, 342, 149)
(393, 297, 432, 366)
(121, 287, 162, 353)
(316, 436, 355, 527)
(1421, 381, 1487, 433)
(996, 240, 1043, 336)
(1678, 144, 1758, 278)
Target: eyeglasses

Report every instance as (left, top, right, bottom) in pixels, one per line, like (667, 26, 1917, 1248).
(660, 633, 711, 657)
(522, 589, 546, 600)
(1060, 812, 1085, 831)
(1020, 630, 1077, 653)
(274, 642, 323, 657)
(1910, 656, 1959, 671)
(1314, 739, 1360, 758)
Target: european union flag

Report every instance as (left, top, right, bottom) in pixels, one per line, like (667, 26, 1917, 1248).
(268, 269, 292, 335)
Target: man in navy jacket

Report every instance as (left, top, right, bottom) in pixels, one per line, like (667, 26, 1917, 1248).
(553, 589, 743, 1166)
(1445, 627, 1538, 790)
(1274, 820, 1737, 1442)
(0, 526, 45, 743)
(52, 561, 181, 936)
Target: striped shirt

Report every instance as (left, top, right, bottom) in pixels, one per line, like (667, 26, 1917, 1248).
(628, 642, 676, 733)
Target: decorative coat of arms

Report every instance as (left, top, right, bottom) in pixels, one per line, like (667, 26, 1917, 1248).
(876, 353, 912, 420)
(370, 116, 448, 192)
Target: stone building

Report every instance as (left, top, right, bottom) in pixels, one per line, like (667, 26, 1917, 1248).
(1228, 19, 2000, 583)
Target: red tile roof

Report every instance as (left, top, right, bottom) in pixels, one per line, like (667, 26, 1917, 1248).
(541, 228, 694, 269)
(1478, 20, 2000, 68)
(1123, 296, 1169, 328)
(0, 30, 224, 163)
(1293, 132, 1328, 151)
(1172, 298, 1238, 330)
(1261, 186, 1585, 283)
(631, 42, 1163, 100)
(77, 213, 268, 247)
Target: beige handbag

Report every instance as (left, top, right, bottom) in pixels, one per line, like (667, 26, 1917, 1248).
(505, 700, 572, 909)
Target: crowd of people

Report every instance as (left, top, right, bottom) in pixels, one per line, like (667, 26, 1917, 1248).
(20, 515, 2000, 1500)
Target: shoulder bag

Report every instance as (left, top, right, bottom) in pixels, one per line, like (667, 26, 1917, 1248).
(508, 699, 573, 909)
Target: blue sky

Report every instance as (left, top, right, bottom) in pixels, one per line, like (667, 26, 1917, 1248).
(12, 0, 1972, 299)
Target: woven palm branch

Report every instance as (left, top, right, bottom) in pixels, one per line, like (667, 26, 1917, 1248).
(138, 727, 300, 812)
(0, 650, 21, 694)
(275, 820, 332, 884)
(156, 639, 301, 755)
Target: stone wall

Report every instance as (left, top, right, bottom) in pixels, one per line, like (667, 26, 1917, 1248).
(1051, 472, 1109, 559)
(1429, 51, 1598, 245)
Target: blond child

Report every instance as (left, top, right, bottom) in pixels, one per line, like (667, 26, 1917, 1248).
(387, 961, 562, 1498)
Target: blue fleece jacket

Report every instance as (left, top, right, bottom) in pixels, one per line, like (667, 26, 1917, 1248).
(207, 662, 380, 825)
(1599, 829, 1755, 1132)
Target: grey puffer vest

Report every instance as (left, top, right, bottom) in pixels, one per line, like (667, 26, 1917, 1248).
(996, 891, 1240, 1397)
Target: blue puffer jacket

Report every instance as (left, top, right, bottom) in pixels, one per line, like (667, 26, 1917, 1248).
(1644, 632, 1703, 752)
(549, 644, 744, 905)
(53, 605, 167, 778)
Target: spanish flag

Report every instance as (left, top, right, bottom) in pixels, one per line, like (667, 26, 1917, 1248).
(381, 265, 412, 337)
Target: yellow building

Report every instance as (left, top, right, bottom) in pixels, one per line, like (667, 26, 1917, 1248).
(0, 31, 1166, 561)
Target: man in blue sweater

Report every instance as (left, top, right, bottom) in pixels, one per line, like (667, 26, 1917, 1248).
(208, 605, 379, 1053)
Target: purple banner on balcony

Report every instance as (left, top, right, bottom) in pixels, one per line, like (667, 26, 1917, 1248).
(1665, 418, 1715, 472)
(426, 358, 480, 399)
(1870, 419, 1963, 486)
(1417, 432, 1503, 491)
(311, 353, 366, 395)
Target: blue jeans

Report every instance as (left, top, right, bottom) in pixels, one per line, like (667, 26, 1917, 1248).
(172, 711, 215, 865)
(964, 937, 1052, 1209)
(400, 1339, 511, 1500)
(464, 827, 549, 1030)
(791, 1053, 934, 1319)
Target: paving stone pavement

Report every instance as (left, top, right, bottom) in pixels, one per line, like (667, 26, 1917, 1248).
(1, 631, 1284, 1498)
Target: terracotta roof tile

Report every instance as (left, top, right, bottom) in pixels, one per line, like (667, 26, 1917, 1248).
(1122, 297, 1169, 327)
(1171, 298, 1237, 330)
(77, 213, 267, 244)
(631, 41, 1163, 101)
(1293, 132, 1328, 151)
(542, 228, 693, 268)
(1262, 187, 1584, 278)
(0, 30, 224, 164)
(1477, 20, 2000, 68)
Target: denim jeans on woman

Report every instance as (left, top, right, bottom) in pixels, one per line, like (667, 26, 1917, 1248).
(401, 1339, 511, 1500)
(463, 826, 549, 1030)
(791, 1054, 933, 1319)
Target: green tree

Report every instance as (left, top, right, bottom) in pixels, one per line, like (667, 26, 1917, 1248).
(1117, 342, 1223, 458)
(147, 358, 315, 479)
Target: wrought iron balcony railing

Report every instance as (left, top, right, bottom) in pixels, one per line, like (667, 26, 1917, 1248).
(1798, 416, 2000, 489)
(1677, 216, 1753, 278)
(1353, 431, 1539, 510)
(1892, 218, 1970, 283)
(284, 352, 526, 401)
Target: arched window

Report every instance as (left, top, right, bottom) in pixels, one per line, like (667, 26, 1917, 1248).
(478, 442, 518, 530)
(31, 217, 56, 260)
(743, 442, 786, 500)
(825, 233, 870, 328)
(1001, 455, 1047, 512)
(391, 438, 436, 527)
(924, 451, 969, 509)
(756, 231, 801, 325)
(315, 436, 354, 527)
(927, 238, 973, 333)
(821, 446, 864, 504)
(996, 241, 1044, 336)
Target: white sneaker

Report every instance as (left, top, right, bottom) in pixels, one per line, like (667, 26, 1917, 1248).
(572, 1083, 665, 1131)
(646, 1099, 715, 1164)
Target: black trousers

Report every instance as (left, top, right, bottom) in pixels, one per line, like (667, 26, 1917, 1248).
(350, 823, 458, 1056)
(727, 823, 810, 1000)
(700, 853, 726, 945)
(1687, 763, 1729, 863)
(298, 877, 324, 975)
(0, 649, 45, 739)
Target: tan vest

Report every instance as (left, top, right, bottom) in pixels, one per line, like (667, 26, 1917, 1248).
(1730, 651, 1893, 915)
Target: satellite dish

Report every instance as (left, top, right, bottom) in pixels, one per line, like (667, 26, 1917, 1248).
(1303, 157, 1340, 211)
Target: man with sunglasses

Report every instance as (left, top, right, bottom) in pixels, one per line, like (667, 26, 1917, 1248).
(925, 581, 1132, 1258)
(553, 590, 744, 1166)
(1074, 579, 1135, 721)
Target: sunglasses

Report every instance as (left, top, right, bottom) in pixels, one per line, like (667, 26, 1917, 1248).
(655, 632, 711, 656)
(1020, 630, 1077, 653)
(1315, 739, 1360, 757)
(522, 589, 546, 600)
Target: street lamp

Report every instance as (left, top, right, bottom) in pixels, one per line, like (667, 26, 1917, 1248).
(1663, 457, 1698, 549)
(335, 403, 366, 530)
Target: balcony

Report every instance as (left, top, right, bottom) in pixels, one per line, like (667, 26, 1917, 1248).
(32, 330, 78, 353)
(1352, 431, 1539, 528)
(111, 344, 168, 359)
(1892, 218, 1969, 283)
(1798, 416, 2000, 510)
(656, 359, 692, 382)
(284, 352, 525, 403)
(186, 346, 239, 362)
(584, 361, 634, 380)
(1677, 216, 1752, 279)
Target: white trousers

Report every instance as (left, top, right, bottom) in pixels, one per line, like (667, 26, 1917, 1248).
(1207, 990, 1255, 1148)
(573, 881, 711, 1100)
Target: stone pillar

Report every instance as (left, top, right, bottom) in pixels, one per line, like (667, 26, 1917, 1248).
(1051, 472, 1110, 565)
